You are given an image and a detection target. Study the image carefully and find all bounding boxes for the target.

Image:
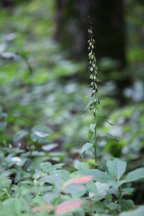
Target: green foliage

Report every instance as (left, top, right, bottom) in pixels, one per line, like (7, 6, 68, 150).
(107, 158, 127, 181)
(120, 206, 144, 216)
(1, 151, 144, 215)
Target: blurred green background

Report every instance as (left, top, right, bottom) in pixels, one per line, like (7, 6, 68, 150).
(0, 0, 144, 203)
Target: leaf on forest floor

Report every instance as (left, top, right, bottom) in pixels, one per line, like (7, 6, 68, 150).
(55, 200, 83, 215)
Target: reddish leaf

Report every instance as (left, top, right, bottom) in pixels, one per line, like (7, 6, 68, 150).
(63, 175, 92, 188)
(55, 200, 83, 215)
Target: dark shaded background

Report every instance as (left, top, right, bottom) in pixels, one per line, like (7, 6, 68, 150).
(54, 0, 144, 103)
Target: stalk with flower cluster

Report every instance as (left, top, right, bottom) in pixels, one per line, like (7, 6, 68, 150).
(88, 25, 100, 162)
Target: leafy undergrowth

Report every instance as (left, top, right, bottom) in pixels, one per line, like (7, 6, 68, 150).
(1, 146, 144, 216)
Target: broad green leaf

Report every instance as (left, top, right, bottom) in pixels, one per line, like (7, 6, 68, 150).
(13, 130, 28, 142)
(89, 182, 110, 201)
(31, 125, 50, 143)
(53, 163, 64, 170)
(33, 171, 45, 180)
(96, 182, 110, 197)
(107, 158, 127, 180)
(107, 202, 121, 212)
(86, 181, 97, 194)
(43, 192, 59, 204)
(74, 162, 89, 171)
(0, 122, 7, 131)
(121, 188, 134, 197)
(80, 143, 93, 157)
(39, 170, 69, 189)
(40, 162, 52, 172)
(92, 201, 107, 213)
(62, 184, 86, 197)
(0, 177, 11, 188)
(124, 168, 144, 183)
(79, 169, 112, 183)
(119, 199, 135, 211)
(42, 143, 58, 151)
(119, 206, 144, 216)
(1, 198, 29, 216)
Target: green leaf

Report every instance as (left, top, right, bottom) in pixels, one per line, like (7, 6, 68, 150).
(0, 177, 11, 188)
(13, 130, 28, 142)
(80, 143, 93, 157)
(63, 184, 86, 197)
(125, 168, 144, 183)
(42, 143, 58, 151)
(107, 158, 127, 180)
(31, 125, 50, 143)
(106, 202, 121, 212)
(43, 192, 59, 204)
(119, 199, 135, 211)
(86, 181, 97, 194)
(121, 188, 134, 197)
(92, 201, 108, 213)
(88, 124, 96, 139)
(89, 182, 110, 201)
(74, 162, 89, 171)
(40, 162, 52, 172)
(96, 182, 110, 197)
(119, 206, 144, 216)
(1, 198, 29, 216)
(89, 124, 96, 132)
(0, 122, 7, 131)
(79, 169, 112, 183)
(39, 170, 69, 189)
(18, 50, 28, 59)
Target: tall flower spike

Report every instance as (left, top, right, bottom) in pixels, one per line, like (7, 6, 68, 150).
(88, 24, 99, 162)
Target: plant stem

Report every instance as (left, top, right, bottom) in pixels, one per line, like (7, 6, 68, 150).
(94, 100, 97, 163)
(2, 188, 10, 198)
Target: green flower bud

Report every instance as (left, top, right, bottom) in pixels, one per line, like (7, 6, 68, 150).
(94, 98, 97, 103)
(90, 74, 93, 79)
(90, 67, 93, 72)
(88, 29, 92, 34)
(90, 55, 94, 60)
